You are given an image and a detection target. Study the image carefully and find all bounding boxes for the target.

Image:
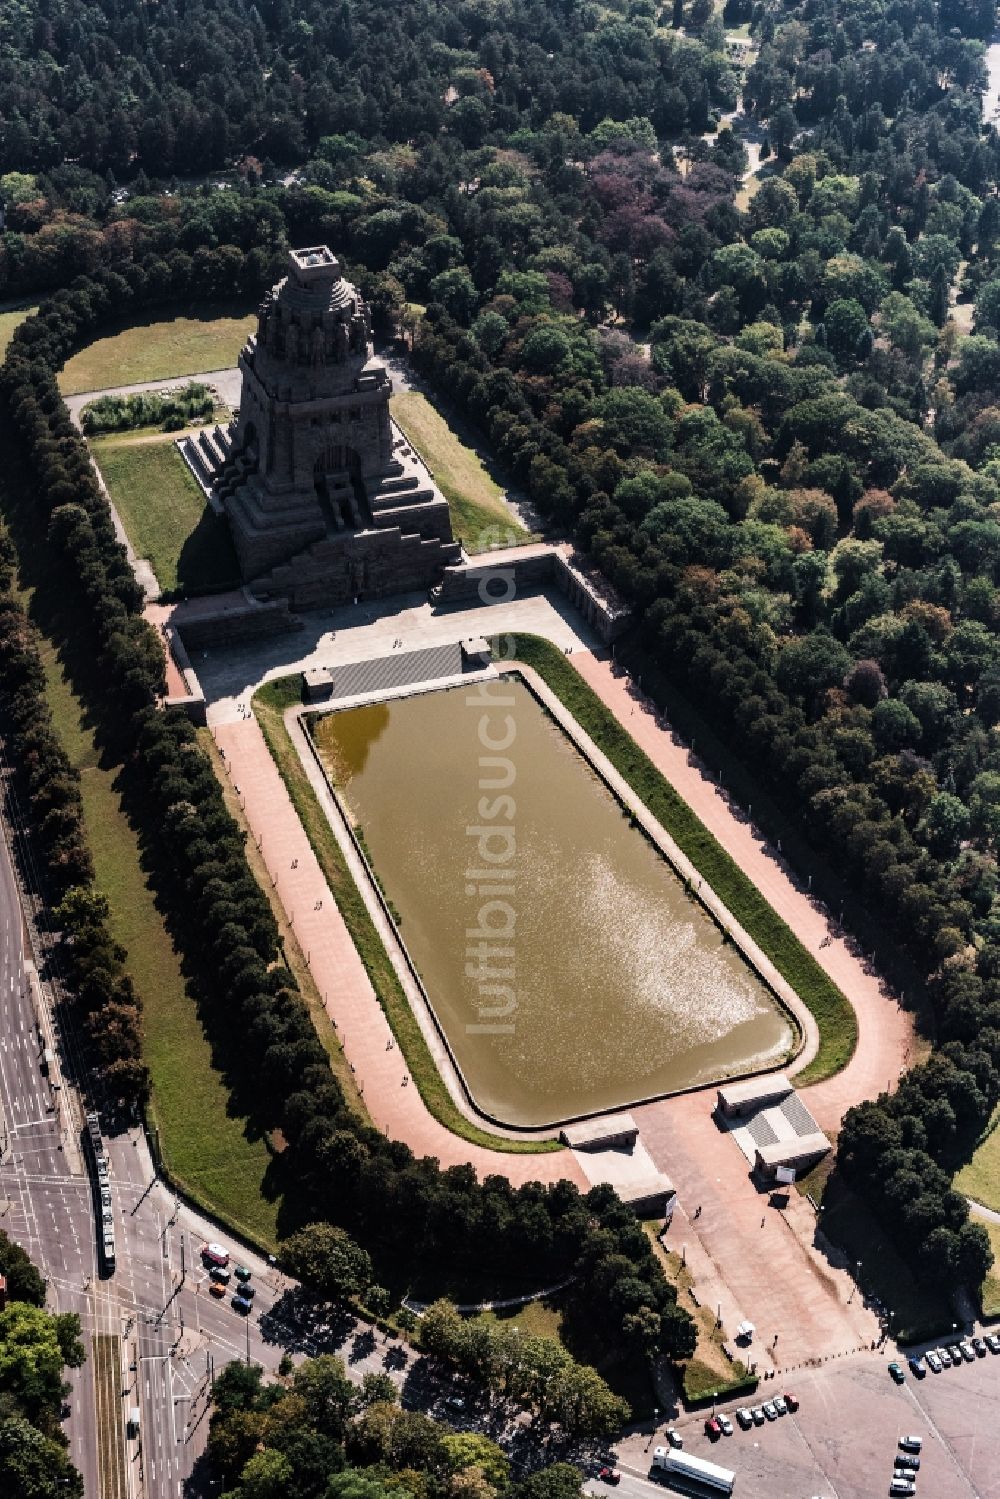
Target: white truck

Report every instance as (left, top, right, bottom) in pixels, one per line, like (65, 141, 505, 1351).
(652, 1445, 736, 1496)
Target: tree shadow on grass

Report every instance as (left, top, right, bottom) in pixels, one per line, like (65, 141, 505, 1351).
(69, 299, 257, 355)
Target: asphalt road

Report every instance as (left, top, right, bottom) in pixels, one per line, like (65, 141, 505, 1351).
(0, 810, 102, 1495)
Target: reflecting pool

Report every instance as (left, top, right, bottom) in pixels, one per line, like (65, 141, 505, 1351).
(312, 678, 795, 1127)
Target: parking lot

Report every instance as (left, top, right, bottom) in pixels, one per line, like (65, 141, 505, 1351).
(616, 1340, 1000, 1498)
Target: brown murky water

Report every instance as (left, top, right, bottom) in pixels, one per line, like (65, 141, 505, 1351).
(312, 678, 794, 1127)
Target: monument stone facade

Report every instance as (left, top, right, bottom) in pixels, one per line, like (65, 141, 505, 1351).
(208, 246, 461, 608)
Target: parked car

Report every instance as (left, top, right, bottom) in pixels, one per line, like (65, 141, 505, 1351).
(666, 1428, 683, 1448)
(762, 1402, 778, 1420)
(889, 1481, 916, 1497)
(231, 1294, 252, 1314)
(772, 1396, 787, 1416)
(446, 1395, 466, 1413)
(234, 1265, 252, 1283)
(751, 1407, 765, 1426)
(895, 1454, 920, 1472)
(208, 1282, 225, 1299)
(705, 1418, 721, 1440)
(597, 1469, 620, 1485)
(925, 1350, 942, 1372)
(783, 1392, 799, 1412)
(907, 1357, 925, 1379)
(937, 1346, 952, 1366)
(202, 1242, 229, 1267)
(986, 1334, 1000, 1354)
(210, 1266, 231, 1285)
(972, 1336, 987, 1356)
(899, 1436, 922, 1454)
(888, 1362, 906, 1384)
(736, 1408, 753, 1430)
(718, 1414, 733, 1437)
(959, 1341, 976, 1362)
(237, 1282, 256, 1299)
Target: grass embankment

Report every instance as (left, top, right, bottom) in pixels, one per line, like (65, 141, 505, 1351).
(980, 1221, 1000, 1319)
(391, 389, 533, 554)
(645, 1226, 757, 1405)
(0, 304, 37, 358)
(512, 635, 856, 1084)
(58, 309, 255, 394)
(33, 625, 280, 1247)
(91, 433, 240, 595)
(955, 1110, 1000, 1215)
(253, 676, 561, 1154)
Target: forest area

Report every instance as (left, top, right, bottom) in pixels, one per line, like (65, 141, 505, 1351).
(6, 0, 1000, 1489)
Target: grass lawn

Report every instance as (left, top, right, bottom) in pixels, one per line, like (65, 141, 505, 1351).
(954, 1110, 1000, 1214)
(59, 309, 255, 395)
(91, 433, 240, 595)
(646, 1226, 757, 1405)
(252, 676, 562, 1155)
(391, 389, 533, 554)
(32, 633, 279, 1249)
(979, 1220, 1000, 1319)
(817, 1173, 953, 1344)
(0, 304, 37, 359)
(474, 1297, 564, 1340)
(512, 636, 857, 1084)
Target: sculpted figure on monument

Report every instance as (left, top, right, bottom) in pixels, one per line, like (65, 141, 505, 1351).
(334, 320, 350, 362)
(310, 324, 326, 367)
(349, 314, 366, 354)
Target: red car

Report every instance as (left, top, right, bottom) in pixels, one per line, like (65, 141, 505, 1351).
(783, 1392, 799, 1412)
(705, 1417, 722, 1440)
(598, 1469, 620, 1485)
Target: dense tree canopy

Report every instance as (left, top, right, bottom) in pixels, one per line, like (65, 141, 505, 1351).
(3, 0, 1000, 1385)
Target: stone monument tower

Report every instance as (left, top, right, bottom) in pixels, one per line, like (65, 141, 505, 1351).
(207, 246, 460, 608)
